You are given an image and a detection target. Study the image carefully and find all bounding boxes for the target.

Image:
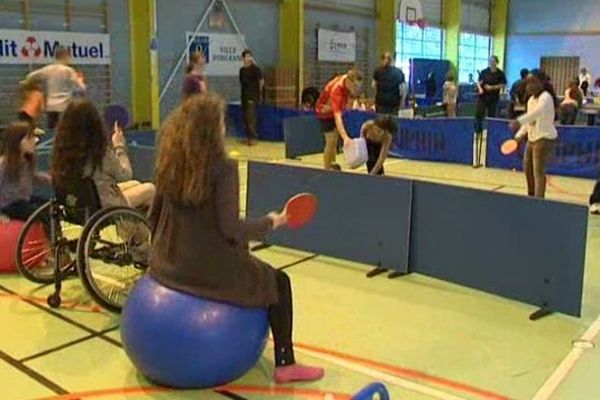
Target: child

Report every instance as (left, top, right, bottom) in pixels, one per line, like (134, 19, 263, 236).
(149, 93, 324, 384)
(0, 122, 51, 221)
(360, 116, 397, 176)
(443, 72, 458, 118)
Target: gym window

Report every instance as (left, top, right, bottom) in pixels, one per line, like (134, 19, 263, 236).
(395, 22, 444, 82)
(458, 32, 492, 83)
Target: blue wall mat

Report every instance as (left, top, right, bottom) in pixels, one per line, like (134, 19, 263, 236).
(284, 116, 324, 159)
(409, 181, 588, 317)
(129, 145, 157, 182)
(487, 119, 600, 179)
(247, 162, 412, 273)
(391, 118, 474, 165)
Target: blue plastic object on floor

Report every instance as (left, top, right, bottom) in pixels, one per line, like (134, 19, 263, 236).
(352, 382, 390, 400)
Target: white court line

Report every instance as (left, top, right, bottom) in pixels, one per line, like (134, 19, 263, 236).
(292, 346, 468, 400)
(531, 313, 600, 400)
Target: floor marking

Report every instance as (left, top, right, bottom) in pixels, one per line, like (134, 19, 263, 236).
(291, 342, 511, 400)
(277, 254, 319, 271)
(293, 346, 467, 400)
(491, 185, 506, 192)
(34, 384, 352, 400)
(0, 348, 69, 395)
(531, 312, 600, 400)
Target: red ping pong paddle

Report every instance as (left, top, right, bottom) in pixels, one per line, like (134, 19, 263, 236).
(501, 139, 518, 155)
(284, 193, 318, 229)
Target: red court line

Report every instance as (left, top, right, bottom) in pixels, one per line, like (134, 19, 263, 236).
(0, 292, 104, 313)
(35, 384, 351, 400)
(293, 341, 512, 400)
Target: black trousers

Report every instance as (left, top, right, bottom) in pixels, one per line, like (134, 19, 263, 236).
(590, 181, 600, 205)
(375, 104, 398, 116)
(1, 197, 47, 221)
(269, 270, 295, 367)
(366, 140, 384, 175)
(242, 100, 257, 140)
(474, 99, 499, 134)
(46, 112, 61, 130)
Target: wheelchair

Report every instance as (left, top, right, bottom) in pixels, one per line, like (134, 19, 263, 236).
(14, 178, 151, 313)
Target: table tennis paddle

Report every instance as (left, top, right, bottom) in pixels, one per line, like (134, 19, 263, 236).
(284, 193, 318, 229)
(104, 104, 130, 130)
(501, 139, 518, 155)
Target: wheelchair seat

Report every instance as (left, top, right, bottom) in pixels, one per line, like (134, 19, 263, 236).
(55, 177, 102, 226)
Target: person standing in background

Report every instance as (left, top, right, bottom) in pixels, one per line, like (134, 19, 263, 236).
(443, 72, 458, 118)
(26, 47, 85, 130)
(474, 56, 507, 167)
(239, 49, 264, 146)
(182, 51, 208, 99)
(509, 68, 529, 118)
(372, 52, 405, 115)
(579, 67, 592, 95)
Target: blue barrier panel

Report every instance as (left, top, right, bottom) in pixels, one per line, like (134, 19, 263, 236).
(284, 116, 324, 159)
(247, 162, 412, 273)
(487, 118, 600, 179)
(391, 117, 474, 165)
(409, 181, 588, 317)
(127, 130, 156, 146)
(129, 145, 156, 182)
(227, 104, 305, 141)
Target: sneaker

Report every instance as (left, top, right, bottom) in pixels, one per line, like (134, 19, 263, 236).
(591, 203, 600, 215)
(274, 364, 324, 384)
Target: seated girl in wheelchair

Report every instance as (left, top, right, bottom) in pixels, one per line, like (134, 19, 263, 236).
(51, 99, 155, 211)
(0, 122, 51, 221)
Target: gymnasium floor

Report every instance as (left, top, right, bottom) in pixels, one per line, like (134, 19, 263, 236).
(1, 140, 599, 400)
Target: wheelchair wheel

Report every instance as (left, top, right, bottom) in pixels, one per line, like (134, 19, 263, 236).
(76, 207, 150, 313)
(15, 201, 80, 284)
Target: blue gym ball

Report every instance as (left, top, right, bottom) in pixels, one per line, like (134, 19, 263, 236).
(120, 275, 269, 388)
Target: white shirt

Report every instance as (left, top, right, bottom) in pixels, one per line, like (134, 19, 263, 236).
(27, 63, 85, 112)
(516, 91, 558, 142)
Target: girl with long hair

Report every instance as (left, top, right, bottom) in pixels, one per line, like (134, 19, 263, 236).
(509, 69, 558, 198)
(0, 122, 50, 220)
(51, 99, 155, 209)
(182, 50, 207, 99)
(149, 93, 324, 384)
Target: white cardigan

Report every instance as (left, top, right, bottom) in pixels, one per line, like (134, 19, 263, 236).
(516, 91, 558, 142)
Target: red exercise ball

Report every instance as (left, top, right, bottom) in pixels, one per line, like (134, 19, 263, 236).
(0, 220, 48, 274)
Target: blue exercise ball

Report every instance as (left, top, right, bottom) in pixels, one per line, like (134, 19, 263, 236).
(121, 275, 269, 388)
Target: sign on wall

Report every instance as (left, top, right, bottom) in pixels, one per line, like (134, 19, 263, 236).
(186, 32, 245, 76)
(0, 29, 110, 65)
(317, 28, 356, 63)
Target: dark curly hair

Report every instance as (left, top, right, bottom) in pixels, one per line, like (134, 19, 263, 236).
(374, 115, 398, 134)
(51, 99, 107, 191)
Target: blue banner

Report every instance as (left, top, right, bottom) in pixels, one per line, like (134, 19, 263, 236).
(486, 119, 600, 179)
(391, 118, 474, 165)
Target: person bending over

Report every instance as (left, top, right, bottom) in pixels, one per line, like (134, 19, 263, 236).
(360, 116, 397, 176)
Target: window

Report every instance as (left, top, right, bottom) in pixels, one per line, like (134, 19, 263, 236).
(395, 22, 444, 83)
(458, 32, 492, 83)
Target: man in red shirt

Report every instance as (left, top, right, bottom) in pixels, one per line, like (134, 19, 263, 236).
(315, 68, 364, 170)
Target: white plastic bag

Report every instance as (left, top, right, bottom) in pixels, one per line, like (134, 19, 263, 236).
(343, 137, 368, 169)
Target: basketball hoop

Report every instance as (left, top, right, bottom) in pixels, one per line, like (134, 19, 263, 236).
(398, 0, 426, 29)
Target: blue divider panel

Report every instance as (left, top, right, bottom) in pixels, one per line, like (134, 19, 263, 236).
(409, 181, 587, 317)
(129, 145, 156, 182)
(227, 104, 308, 141)
(247, 162, 412, 273)
(284, 112, 474, 165)
(391, 118, 474, 165)
(487, 118, 600, 179)
(284, 116, 324, 159)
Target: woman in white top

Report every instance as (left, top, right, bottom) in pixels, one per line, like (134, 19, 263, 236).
(509, 70, 558, 199)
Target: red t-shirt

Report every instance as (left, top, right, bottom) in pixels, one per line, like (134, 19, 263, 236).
(316, 76, 350, 120)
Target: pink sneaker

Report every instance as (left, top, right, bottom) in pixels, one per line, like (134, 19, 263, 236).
(274, 364, 325, 384)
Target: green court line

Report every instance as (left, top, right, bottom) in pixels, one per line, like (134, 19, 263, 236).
(20, 326, 120, 364)
(0, 349, 69, 396)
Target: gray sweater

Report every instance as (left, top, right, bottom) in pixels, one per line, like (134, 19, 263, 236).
(0, 157, 51, 209)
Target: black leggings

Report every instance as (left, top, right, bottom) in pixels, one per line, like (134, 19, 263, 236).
(1, 197, 47, 221)
(590, 181, 600, 205)
(269, 270, 296, 367)
(366, 140, 384, 175)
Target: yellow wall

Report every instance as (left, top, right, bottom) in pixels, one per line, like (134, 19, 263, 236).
(129, 0, 159, 128)
(376, 0, 397, 60)
(279, 0, 304, 99)
(443, 0, 461, 73)
(491, 0, 509, 70)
